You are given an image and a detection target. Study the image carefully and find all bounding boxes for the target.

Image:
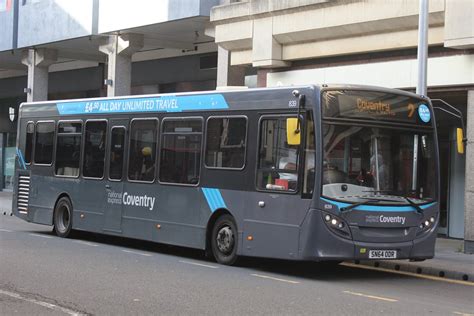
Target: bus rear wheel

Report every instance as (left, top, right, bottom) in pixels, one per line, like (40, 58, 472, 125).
(211, 214, 238, 265)
(53, 197, 73, 238)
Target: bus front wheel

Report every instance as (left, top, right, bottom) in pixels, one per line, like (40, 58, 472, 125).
(53, 197, 73, 238)
(211, 214, 238, 265)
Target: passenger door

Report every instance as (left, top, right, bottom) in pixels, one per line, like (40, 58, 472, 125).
(242, 114, 312, 259)
(103, 120, 128, 233)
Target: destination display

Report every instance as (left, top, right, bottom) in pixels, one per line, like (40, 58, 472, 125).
(322, 90, 431, 124)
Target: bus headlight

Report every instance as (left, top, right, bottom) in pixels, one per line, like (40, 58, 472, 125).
(417, 216, 437, 236)
(322, 211, 352, 239)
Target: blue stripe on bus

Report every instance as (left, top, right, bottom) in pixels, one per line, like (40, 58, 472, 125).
(202, 188, 227, 212)
(56, 94, 229, 115)
(321, 197, 436, 212)
(16, 148, 26, 170)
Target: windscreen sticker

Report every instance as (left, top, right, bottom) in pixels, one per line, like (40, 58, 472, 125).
(56, 94, 228, 115)
(418, 104, 431, 123)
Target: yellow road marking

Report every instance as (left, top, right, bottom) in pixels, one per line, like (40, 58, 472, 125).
(453, 312, 474, 316)
(343, 290, 398, 302)
(251, 274, 300, 284)
(342, 262, 473, 286)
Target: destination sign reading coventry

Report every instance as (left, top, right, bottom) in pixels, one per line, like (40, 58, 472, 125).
(56, 94, 229, 115)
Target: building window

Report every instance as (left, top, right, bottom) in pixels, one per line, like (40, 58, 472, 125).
(83, 121, 107, 179)
(128, 119, 158, 182)
(159, 118, 202, 185)
(109, 127, 126, 180)
(55, 121, 82, 177)
(34, 121, 54, 165)
(24, 122, 34, 164)
(205, 117, 247, 169)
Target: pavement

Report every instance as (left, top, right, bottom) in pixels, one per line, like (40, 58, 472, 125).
(1, 190, 472, 283)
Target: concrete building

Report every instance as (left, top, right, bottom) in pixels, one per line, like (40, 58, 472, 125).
(208, 0, 474, 252)
(0, 0, 224, 190)
(0, 0, 473, 252)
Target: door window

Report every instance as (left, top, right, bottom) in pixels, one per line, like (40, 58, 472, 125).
(257, 116, 300, 192)
(109, 127, 126, 180)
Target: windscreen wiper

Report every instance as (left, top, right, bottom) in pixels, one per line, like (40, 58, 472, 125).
(340, 197, 395, 213)
(400, 196, 423, 214)
(363, 190, 423, 214)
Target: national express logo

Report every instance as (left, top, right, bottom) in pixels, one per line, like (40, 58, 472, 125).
(365, 215, 406, 225)
(107, 191, 156, 211)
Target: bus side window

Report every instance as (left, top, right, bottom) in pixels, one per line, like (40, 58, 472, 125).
(205, 116, 247, 169)
(34, 121, 55, 165)
(55, 121, 82, 177)
(159, 118, 203, 185)
(257, 117, 299, 192)
(24, 122, 35, 164)
(83, 120, 107, 179)
(109, 127, 125, 180)
(128, 119, 158, 182)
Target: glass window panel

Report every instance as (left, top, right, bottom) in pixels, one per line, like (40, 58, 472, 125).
(128, 119, 157, 182)
(257, 117, 299, 192)
(205, 117, 247, 169)
(55, 121, 82, 176)
(159, 119, 202, 185)
(34, 122, 54, 164)
(83, 121, 107, 178)
(109, 127, 125, 180)
(24, 122, 34, 164)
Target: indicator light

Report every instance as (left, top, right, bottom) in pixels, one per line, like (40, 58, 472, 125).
(247, 236, 253, 241)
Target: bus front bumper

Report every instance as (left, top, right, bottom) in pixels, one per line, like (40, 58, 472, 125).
(299, 209, 436, 262)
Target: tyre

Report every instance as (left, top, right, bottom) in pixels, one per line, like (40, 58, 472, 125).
(211, 214, 238, 265)
(53, 197, 73, 238)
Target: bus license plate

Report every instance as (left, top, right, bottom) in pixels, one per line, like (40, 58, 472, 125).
(368, 250, 397, 259)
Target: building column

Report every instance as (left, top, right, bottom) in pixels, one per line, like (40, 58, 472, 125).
(464, 90, 474, 253)
(99, 34, 144, 97)
(21, 48, 57, 102)
(216, 46, 245, 88)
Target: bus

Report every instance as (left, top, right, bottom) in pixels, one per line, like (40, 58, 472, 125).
(12, 85, 439, 265)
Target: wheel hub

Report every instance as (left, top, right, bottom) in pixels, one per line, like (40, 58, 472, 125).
(216, 226, 234, 254)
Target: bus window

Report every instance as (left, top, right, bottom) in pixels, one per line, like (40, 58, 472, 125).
(109, 127, 125, 180)
(83, 120, 107, 179)
(55, 121, 82, 177)
(205, 116, 247, 169)
(34, 121, 54, 165)
(257, 117, 299, 192)
(24, 122, 34, 164)
(128, 119, 158, 182)
(159, 118, 202, 185)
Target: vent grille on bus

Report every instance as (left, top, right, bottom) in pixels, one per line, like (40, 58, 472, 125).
(17, 175, 30, 214)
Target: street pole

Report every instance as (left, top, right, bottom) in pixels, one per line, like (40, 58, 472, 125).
(416, 0, 429, 96)
(413, 0, 429, 191)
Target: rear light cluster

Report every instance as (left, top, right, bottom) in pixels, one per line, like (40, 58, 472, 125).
(322, 211, 352, 239)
